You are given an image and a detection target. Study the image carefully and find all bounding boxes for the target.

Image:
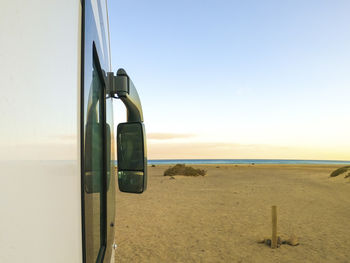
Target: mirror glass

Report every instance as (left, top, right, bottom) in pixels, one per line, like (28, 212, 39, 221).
(117, 122, 147, 193)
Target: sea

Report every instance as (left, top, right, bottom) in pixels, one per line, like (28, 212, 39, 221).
(147, 159, 350, 165)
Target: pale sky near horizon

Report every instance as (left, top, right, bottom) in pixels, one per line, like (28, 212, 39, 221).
(108, 0, 350, 160)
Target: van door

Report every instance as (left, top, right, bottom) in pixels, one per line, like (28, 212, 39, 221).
(81, 1, 115, 262)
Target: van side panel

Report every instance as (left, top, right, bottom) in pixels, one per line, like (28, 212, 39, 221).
(0, 0, 82, 262)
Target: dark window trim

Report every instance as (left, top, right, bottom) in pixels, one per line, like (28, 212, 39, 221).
(93, 42, 108, 262)
(80, 0, 86, 262)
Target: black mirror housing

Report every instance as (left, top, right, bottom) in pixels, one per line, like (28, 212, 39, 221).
(117, 122, 147, 193)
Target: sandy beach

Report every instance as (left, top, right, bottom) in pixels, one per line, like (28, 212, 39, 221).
(114, 164, 350, 262)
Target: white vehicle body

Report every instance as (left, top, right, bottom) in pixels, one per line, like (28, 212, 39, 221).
(0, 0, 130, 262)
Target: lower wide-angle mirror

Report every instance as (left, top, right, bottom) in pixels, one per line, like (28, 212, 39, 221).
(117, 122, 147, 193)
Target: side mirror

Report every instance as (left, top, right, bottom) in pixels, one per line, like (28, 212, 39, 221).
(117, 122, 147, 193)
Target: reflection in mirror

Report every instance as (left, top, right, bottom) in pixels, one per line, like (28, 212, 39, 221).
(117, 122, 147, 193)
(118, 123, 143, 170)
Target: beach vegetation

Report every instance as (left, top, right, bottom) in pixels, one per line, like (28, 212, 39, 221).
(163, 164, 206, 177)
(329, 166, 350, 177)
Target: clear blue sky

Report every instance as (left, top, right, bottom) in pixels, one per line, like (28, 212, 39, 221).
(108, 0, 350, 160)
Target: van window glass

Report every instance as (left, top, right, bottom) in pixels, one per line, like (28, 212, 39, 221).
(84, 59, 106, 262)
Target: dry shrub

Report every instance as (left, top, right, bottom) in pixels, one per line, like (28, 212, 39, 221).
(163, 164, 206, 177)
(330, 166, 350, 177)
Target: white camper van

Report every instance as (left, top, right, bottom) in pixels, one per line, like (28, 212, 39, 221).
(0, 1, 147, 262)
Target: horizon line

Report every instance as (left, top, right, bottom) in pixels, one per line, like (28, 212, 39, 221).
(147, 158, 350, 162)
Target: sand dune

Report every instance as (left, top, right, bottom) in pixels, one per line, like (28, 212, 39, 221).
(114, 164, 350, 262)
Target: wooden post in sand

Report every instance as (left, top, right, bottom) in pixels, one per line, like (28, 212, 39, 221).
(271, 205, 277, 248)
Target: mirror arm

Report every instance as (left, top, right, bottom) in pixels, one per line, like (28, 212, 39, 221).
(107, 69, 144, 122)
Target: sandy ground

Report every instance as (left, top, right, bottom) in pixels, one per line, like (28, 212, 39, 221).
(114, 164, 350, 262)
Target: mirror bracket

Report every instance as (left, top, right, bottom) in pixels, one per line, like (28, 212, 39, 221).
(106, 69, 144, 122)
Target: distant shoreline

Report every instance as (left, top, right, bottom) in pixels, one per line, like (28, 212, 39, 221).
(146, 159, 350, 165)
